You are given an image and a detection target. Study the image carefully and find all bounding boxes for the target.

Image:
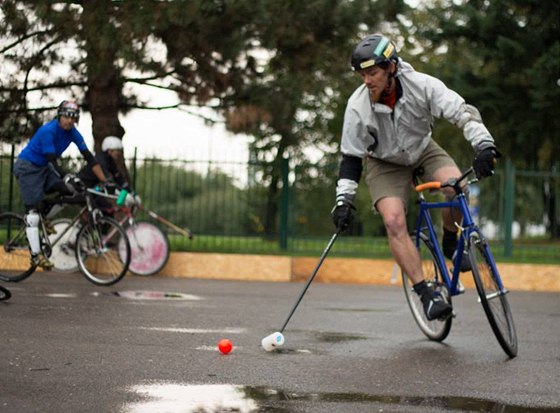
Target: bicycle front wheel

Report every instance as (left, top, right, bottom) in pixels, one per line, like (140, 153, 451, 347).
(402, 232, 452, 342)
(76, 216, 131, 286)
(469, 232, 518, 358)
(0, 212, 36, 282)
(122, 221, 170, 276)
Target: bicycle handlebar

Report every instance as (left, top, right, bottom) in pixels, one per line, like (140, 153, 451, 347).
(414, 167, 475, 193)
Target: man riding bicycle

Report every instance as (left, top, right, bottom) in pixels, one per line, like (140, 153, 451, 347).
(332, 34, 501, 321)
(13, 100, 108, 269)
(78, 135, 139, 210)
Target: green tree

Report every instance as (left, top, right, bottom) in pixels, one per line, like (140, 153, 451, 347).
(405, 0, 560, 237)
(0, 0, 258, 150)
(219, 0, 406, 236)
(406, 0, 560, 169)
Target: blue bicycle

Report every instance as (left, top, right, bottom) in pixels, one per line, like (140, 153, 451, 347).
(401, 167, 518, 358)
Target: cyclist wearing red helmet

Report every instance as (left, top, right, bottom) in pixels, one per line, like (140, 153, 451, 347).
(332, 35, 501, 321)
(13, 100, 108, 269)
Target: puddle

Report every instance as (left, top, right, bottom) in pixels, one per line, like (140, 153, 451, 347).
(274, 348, 312, 354)
(44, 293, 78, 298)
(109, 291, 202, 300)
(324, 307, 390, 313)
(123, 384, 257, 413)
(314, 331, 367, 343)
(139, 327, 245, 334)
(122, 383, 558, 413)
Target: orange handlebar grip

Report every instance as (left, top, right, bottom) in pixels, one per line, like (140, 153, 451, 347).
(415, 182, 441, 192)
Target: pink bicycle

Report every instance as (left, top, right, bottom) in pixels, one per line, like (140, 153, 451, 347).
(50, 190, 193, 276)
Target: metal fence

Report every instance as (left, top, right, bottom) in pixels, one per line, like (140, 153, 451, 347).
(1, 146, 559, 263)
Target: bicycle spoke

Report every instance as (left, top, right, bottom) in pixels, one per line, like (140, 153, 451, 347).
(402, 232, 452, 342)
(76, 216, 130, 286)
(470, 232, 518, 358)
(0, 212, 36, 282)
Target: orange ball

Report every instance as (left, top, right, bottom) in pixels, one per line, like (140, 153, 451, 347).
(218, 338, 233, 354)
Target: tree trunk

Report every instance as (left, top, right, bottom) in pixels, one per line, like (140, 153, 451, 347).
(81, 0, 125, 153)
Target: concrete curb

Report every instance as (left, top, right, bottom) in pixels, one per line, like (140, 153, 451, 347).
(157, 252, 560, 293)
(2, 250, 558, 292)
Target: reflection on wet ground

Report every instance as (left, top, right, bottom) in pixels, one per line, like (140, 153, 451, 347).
(314, 331, 367, 343)
(109, 290, 202, 300)
(123, 383, 558, 413)
(323, 307, 391, 313)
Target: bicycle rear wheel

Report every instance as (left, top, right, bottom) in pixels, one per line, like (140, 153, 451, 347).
(402, 232, 452, 342)
(121, 221, 170, 276)
(76, 216, 131, 286)
(469, 232, 518, 358)
(49, 219, 79, 273)
(0, 212, 36, 282)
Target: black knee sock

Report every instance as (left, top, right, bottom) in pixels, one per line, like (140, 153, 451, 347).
(442, 228, 458, 260)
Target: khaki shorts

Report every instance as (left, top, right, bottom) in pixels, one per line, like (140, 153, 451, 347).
(365, 140, 458, 211)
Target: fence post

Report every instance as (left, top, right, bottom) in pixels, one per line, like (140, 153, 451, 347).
(503, 158, 515, 258)
(131, 147, 137, 190)
(8, 144, 15, 212)
(279, 156, 290, 251)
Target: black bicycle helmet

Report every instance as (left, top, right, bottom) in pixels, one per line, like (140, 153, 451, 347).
(351, 34, 398, 71)
(57, 100, 80, 120)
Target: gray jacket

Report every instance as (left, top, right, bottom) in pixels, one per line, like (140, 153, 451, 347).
(337, 59, 495, 197)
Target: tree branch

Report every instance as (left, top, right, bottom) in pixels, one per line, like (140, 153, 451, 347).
(0, 29, 54, 55)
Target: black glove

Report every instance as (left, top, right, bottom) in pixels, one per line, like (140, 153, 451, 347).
(473, 147, 501, 179)
(332, 200, 356, 231)
(63, 174, 86, 194)
(103, 177, 118, 193)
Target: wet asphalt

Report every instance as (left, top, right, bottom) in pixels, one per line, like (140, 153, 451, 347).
(1, 272, 559, 413)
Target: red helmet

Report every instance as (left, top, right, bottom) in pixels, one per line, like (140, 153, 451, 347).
(57, 100, 80, 120)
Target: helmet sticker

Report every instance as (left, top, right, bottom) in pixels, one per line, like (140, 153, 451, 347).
(383, 43, 395, 59)
(373, 37, 389, 57)
(360, 60, 376, 69)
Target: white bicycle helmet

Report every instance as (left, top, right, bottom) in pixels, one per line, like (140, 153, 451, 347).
(101, 136, 124, 151)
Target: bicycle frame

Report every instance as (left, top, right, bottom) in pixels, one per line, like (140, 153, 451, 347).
(43, 189, 117, 253)
(414, 170, 505, 297)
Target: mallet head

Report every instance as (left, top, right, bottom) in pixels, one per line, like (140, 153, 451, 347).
(261, 332, 285, 352)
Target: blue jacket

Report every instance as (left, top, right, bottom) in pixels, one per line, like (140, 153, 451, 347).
(18, 119, 89, 166)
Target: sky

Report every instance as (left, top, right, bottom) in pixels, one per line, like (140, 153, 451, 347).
(73, 106, 251, 163)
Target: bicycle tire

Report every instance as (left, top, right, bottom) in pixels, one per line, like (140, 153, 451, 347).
(469, 232, 518, 358)
(75, 216, 131, 286)
(121, 221, 170, 276)
(402, 232, 452, 342)
(49, 218, 79, 273)
(0, 285, 11, 301)
(0, 212, 36, 282)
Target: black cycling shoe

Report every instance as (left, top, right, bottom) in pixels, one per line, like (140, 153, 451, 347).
(421, 291, 453, 321)
(452, 250, 472, 272)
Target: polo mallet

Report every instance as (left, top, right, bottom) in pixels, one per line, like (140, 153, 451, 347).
(261, 228, 342, 351)
(138, 205, 194, 239)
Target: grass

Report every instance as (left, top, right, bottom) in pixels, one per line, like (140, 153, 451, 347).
(166, 233, 560, 265)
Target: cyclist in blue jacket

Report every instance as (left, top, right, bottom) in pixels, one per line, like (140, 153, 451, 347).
(332, 35, 501, 321)
(13, 100, 108, 269)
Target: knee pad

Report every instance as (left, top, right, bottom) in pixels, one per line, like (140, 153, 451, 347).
(25, 210, 40, 227)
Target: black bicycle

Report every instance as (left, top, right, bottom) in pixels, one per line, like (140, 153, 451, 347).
(0, 185, 131, 286)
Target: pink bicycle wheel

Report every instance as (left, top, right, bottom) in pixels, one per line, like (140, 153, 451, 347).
(125, 222, 170, 276)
